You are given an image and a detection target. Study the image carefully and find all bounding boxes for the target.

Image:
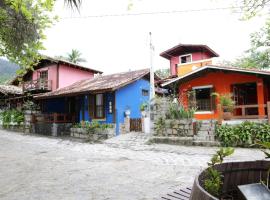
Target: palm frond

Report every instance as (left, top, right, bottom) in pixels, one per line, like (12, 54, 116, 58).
(64, 0, 82, 10)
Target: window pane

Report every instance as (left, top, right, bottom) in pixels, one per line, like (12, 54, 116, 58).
(142, 89, 149, 96)
(96, 94, 103, 106)
(96, 106, 103, 118)
(195, 88, 211, 111)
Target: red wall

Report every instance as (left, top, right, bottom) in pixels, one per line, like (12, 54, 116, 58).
(178, 71, 265, 120)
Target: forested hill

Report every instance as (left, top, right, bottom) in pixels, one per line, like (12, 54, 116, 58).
(0, 59, 19, 84)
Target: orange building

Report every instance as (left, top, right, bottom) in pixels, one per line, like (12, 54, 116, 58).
(162, 65, 270, 120)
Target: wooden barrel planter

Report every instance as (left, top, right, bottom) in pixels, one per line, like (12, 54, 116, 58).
(190, 160, 270, 200)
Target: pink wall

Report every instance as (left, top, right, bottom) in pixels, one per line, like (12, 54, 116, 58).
(169, 52, 213, 76)
(58, 64, 94, 89)
(32, 64, 58, 90)
(170, 56, 179, 76)
(31, 64, 94, 91)
(192, 52, 212, 61)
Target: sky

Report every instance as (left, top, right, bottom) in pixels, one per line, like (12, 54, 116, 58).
(42, 0, 268, 74)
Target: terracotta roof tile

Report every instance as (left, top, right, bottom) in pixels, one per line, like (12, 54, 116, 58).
(35, 69, 150, 99)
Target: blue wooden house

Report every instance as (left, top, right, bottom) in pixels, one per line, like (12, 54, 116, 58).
(35, 69, 151, 135)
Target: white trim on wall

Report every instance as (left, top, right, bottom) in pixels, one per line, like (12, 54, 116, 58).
(195, 111, 214, 114)
(179, 54, 192, 64)
(192, 85, 213, 90)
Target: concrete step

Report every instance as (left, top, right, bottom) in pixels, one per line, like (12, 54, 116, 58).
(193, 140, 220, 147)
(197, 130, 215, 135)
(199, 126, 215, 131)
(194, 134, 215, 141)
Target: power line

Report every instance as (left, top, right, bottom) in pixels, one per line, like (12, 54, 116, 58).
(59, 6, 254, 20)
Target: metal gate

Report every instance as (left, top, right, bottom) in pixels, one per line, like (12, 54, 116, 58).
(130, 118, 142, 132)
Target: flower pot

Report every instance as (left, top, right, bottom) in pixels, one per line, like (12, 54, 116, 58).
(223, 112, 232, 120)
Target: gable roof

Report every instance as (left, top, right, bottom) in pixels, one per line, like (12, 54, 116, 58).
(9, 56, 103, 85)
(160, 44, 219, 60)
(42, 56, 103, 74)
(35, 69, 150, 99)
(0, 85, 22, 95)
(161, 65, 270, 87)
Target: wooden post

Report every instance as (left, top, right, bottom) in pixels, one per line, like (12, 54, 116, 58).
(242, 106, 245, 117)
(53, 113, 57, 123)
(267, 101, 270, 124)
(217, 104, 222, 125)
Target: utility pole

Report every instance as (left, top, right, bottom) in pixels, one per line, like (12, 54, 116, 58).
(149, 32, 155, 100)
(148, 32, 155, 135)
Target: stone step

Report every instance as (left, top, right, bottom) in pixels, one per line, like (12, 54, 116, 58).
(193, 140, 220, 147)
(199, 126, 215, 131)
(197, 130, 215, 135)
(194, 134, 215, 141)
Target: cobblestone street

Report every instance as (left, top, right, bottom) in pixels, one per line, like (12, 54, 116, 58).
(0, 131, 265, 200)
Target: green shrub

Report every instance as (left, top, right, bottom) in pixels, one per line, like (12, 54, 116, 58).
(72, 121, 114, 134)
(166, 102, 195, 120)
(216, 121, 270, 147)
(204, 148, 234, 197)
(0, 109, 24, 127)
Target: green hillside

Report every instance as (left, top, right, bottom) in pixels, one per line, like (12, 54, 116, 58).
(0, 59, 19, 84)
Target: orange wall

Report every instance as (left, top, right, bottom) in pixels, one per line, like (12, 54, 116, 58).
(179, 71, 265, 120)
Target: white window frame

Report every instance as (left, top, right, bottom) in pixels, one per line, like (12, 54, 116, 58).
(192, 85, 214, 114)
(179, 54, 192, 64)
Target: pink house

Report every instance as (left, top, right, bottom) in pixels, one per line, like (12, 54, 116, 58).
(11, 56, 102, 93)
(160, 44, 219, 76)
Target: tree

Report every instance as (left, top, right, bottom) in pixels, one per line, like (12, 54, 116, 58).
(0, 0, 56, 76)
(0, 0, 82, 77)
(66, 49, 86, 64)
(155, 68, 170, 78)
(235, 0, 270, 19)
(234, 19, 270, 69)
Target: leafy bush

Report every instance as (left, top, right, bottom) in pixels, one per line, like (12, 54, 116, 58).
(166, 102, 195, 120)
(216, 121, 270, 147)
(154, 117, 166, 133)
(0, 109, 24, 127)
(72, 121, 114, 134)
(204, 148, 234, 197)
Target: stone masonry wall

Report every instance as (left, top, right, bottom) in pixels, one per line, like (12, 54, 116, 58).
(151, 98, 194, 137)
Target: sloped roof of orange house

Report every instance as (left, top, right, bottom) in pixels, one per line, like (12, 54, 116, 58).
(160, 44, 219, 59)
(34, 69, 150, 99)
(161, 65, 270, 87)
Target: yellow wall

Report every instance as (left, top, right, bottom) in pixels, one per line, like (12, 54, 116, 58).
(177, 60, 212, 76)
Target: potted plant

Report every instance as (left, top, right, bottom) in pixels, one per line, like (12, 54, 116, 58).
(140, 102, 148, 117)
(212, 93, 235, 120)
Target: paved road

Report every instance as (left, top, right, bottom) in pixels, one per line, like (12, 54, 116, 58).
(0, 131, 264, 200)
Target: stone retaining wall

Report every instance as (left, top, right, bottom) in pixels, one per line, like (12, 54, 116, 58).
(154, 119, 194, 137)
(70, 126, 115, 141)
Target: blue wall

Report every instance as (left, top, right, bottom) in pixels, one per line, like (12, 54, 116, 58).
(115, 79, 150, 134)
(43, 98, 66, 113)
(79, 93, 114, 124)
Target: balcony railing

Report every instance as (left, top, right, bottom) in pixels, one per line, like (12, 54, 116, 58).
(23, 79, 52, 92)
(32, 113, 76, 123)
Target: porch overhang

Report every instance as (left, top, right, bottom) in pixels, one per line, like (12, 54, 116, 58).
(161, 65, 270, 87)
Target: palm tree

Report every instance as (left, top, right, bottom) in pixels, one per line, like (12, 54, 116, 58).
(64, 0, 82, 10)
(66, 49, 86, 64)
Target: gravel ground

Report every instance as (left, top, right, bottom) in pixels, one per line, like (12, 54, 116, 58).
(0, 130, 264, 200)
